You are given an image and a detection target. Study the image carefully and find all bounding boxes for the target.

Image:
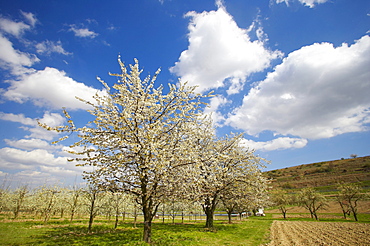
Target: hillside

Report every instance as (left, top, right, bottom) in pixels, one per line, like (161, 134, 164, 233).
(264, 155, 370, 192)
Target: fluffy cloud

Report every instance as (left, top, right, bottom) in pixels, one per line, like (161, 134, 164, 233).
(3, 67, 103, 110)
(0, 112, 64, 140)
(276, 0, 329, 8)
(0, 15, 32, 37)
(5, 138, 62, 151)
(36, 40, 71, 55)
(6, 170, 57, 185)
(227, 35, 370, 140)
(170, 4, 281, 94)
(204, 95, 229, 126)
(20, 11, 37, 27)
(0, 14, 39, 74)
(0, 34, 39, 68)
(0, 14, 102, 110)
(0, 147, 68, 170)
(298, 0, 329, 8)
(69, 25, 98, 38)
(0, 144, 88, 187)
(240, 137, 308, 151)
(0, 112, 35, 125)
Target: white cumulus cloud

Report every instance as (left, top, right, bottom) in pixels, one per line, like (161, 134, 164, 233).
(204, 95, 230, 126)
(0, 34, 39, 68)
(0, 15, 31, 37)
(0, 112, 65, 141)
(36, 40, 71, 55)
(0, 147, 68, 170)
(170, 4, 281, 94)
(69, 25, 98, 38)
(20, 11, 37, 27)
(0, 13, 39, 74)
(3, 67, 103, 110)
(226, 35, 370, 140)
(240, 137, 308, 151)
(5, 138, 62, 151)
(298, 0, 329, 8)
(275, 0, 329, 8)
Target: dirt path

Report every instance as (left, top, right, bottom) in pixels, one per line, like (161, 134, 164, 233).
(267, 220, 370, 246)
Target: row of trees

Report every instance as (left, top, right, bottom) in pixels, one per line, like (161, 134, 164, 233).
(0, 184, 130, 226)
(0, 182, 266, 228)
(271, 183, 367, 221)
(39, 58, 268, 243)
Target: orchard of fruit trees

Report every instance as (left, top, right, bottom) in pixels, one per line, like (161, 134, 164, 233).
(34, 58, 268, 243)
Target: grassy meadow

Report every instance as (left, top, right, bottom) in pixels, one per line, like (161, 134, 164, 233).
(0, 213, 272, 246)
(1, 211, 369, 246)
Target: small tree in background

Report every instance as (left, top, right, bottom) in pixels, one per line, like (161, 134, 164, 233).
(11, 185, 29, 219)
(0, 178, 11, 213)
(336, 183, 366, 221)
(298, 188, 327, 220)
(35, 185, 61, 223)
(83, 184, 107, 233)
(271, 190, 294, 219)
(65, 185, 83, 222)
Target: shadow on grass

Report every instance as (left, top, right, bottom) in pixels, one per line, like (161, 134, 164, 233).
(32, 223, 147, 246)
(30, 221, 239, 246)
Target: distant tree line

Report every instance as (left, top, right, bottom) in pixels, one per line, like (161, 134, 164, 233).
(271, 183, 368, 221)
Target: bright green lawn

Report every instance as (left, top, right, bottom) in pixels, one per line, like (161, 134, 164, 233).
(1, 212, 368, 245)
(0, 217, 272, 246)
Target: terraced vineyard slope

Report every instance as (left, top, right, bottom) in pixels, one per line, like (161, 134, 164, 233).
(264, 155, 370, 191)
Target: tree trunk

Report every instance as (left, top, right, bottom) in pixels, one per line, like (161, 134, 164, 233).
(114, 203, 120, 229)
(70, 208, 75, 223)
(114, 213, 119, 229)
(142, 206, 153, 243)
(338, 201, 347, 219)
(143, 220, 152, 243)
(13, 204, 21, 219)
(227, 211, 232, 224)
(88, 194, 96, 233)
(353, 211, 358, 221)
(349, 199, 359, 221)
(313, 212, 318, 220)
(133, 207, 137, 228)
(204, 203, 215, 229)
(141, 194, 158, 243)
(203, 196, 218, 229)
(88, 212, 94, 233)
(280, 207, 287, 219)
(350, 206, 358, 221)
(122, 211, 126, 222)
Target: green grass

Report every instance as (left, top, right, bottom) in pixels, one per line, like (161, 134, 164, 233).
(0, 220, 51, 245)
(152, 219, 272, 245)
(1, 212, 368, 245)
(0, 216, 272, 246)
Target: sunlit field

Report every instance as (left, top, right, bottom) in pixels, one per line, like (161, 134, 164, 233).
(0, 213, 272, 245)
(1, 211, 369, 245)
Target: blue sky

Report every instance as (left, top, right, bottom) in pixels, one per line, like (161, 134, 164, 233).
(0, 0, 369, 187)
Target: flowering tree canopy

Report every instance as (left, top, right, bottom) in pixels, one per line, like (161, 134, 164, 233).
(39, 57, 213, 243)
